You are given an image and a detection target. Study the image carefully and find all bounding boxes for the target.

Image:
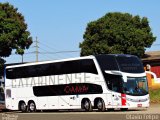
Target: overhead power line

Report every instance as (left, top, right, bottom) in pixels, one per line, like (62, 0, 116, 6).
(10, 50, 80, 56)
(10, 43, 158, 56)
(40, 50, 80, 54)
(39, 41, 59, 51)
(38, 41, 77, 58)
(8, 39, 159, 63)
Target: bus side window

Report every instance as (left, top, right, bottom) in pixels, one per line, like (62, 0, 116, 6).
(6, 89, 11, 98)
(112, 79, 121, 92)
(104, 73, 122, 93)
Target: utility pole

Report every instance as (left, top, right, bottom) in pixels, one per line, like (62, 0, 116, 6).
(21, 54, 23, 63)
(35, 37, 39, 62)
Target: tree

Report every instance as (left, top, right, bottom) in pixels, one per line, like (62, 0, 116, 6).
(0, 2, 32, 57)
(79, 12, 156, 58)
(0, 2, 32, 75)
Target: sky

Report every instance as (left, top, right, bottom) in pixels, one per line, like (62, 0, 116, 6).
(0, 0, 160, 63)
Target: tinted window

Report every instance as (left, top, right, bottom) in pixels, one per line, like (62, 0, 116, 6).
(116, 56, 144, 73)
(103, 73, 123, 93)
(96, 54, 144, 73)
(95, 55, 119, 71)
(6, 59, 98, 79)
(33, 83, 103, 96)
(123, 77, 148, 96)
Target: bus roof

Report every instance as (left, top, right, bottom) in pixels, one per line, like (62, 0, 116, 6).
(6, 54, 137, 69)
(6, 55, 95, 69)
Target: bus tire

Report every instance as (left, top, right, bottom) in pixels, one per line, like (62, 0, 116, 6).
(28, 101, 36, 112)
(96, 99, 105, 112)
(82, 99, 92, 112)
(19, 101, 27, 112)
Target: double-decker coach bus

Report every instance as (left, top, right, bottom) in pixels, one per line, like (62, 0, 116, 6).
(4, 54, 149, 112)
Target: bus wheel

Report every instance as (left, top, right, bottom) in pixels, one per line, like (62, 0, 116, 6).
(83, 99, 92, 112)
(19, 102, 27, 112)
(28, 101, 36, 112)
(97, 99, 105, 112)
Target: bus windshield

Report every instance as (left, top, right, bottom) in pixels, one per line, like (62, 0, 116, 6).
(95, 54, 144, 73)
(123, 77, 148, 96)
(116, 56, 144, 73)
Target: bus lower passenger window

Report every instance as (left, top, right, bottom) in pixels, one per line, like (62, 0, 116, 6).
(105, 74, 122, 93)
(6, 89, 11, 98)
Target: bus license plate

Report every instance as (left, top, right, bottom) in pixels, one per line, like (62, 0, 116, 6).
(137, 104, 142, 107)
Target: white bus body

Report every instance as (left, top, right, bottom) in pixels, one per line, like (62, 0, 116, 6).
(4, 54, 149, 112)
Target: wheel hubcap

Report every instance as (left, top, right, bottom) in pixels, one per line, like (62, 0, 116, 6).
(97, 101, 102, 109)
(30, 103, 35, 111)
(21, 103, 26, 110)
(84, 101, 89, 109)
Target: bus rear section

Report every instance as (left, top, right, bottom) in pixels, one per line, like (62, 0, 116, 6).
(4, 57, 107, 112)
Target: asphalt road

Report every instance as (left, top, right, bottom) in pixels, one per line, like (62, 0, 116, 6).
(0, 104, 160, 120)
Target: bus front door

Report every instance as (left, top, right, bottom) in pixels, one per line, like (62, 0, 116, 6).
(111, 91, 122, 108)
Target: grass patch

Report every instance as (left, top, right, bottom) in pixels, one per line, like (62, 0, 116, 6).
(149, 88, 160, 103)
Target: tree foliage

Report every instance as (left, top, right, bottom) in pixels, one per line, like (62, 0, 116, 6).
(0, 2, 32, 57)
(0, 2, 32, 75)
(79, 12, 156, 58)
